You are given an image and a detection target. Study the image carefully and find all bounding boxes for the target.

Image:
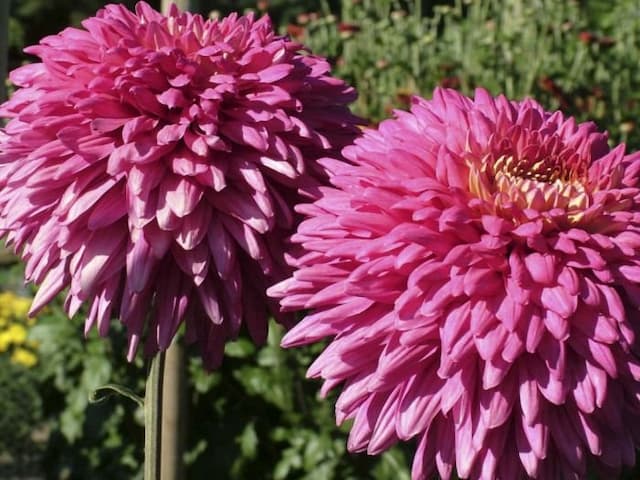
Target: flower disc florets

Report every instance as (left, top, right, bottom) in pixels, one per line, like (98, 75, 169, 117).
(0, 1, 359, 367)
(270, 88, 640, 478)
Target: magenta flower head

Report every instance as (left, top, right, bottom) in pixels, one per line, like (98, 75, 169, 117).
(269, 88, 640, 478)
(0, 1, 359, 368)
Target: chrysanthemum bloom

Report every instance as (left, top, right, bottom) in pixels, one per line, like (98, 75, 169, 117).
(0, 1, 359, 368)
(269, 88, 640, 478)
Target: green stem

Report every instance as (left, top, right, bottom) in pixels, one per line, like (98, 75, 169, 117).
(161, 342, 186, 480)
(145, 351, 166, 480)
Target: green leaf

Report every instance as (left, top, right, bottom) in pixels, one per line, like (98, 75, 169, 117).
(89, 383, 144, 408)
(225, 338, 256, 358)
(237, 421, 258, 459)
(60, 408, 83, 442)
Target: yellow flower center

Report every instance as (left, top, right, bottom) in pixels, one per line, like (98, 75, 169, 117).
(468, 154, 590, 223)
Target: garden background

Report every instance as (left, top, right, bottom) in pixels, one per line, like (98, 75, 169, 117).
(2, 0, 640, 478)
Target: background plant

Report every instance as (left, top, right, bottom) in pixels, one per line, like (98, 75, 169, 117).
(303, 0, 640, 149)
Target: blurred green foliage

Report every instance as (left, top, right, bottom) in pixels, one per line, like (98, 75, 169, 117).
(0, 359, 43, 478)
(28, 295, 145, 479)
(4, 277, 412, 479)
(303, 0, 640, 149)
(183, 326, 412, 480)
(5, 0, 640, 479)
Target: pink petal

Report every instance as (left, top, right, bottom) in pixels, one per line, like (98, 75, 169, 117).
(524, 252, 556, 285)
(540, 284, 577, 318)
(160, 175, 203, 218)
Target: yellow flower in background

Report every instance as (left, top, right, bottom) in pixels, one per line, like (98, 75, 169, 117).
(0, 301, 10, 324)
(0, 292, 15, 313)
(0, 291, 37, 367)
(11, 347, 37, 368)
(5, 323, 27, 344)
(11, 296, 31, 319)
(0, 332, 10, 352)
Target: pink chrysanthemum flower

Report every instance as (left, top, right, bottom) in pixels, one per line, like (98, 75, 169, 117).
(0, 1, 359, 368)
(269, 88, 640, 478)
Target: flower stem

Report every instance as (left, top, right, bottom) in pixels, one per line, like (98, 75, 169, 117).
(147, 4, 190, 480)
(144, 350, 166, 480)
(160, 341, 186, 480)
